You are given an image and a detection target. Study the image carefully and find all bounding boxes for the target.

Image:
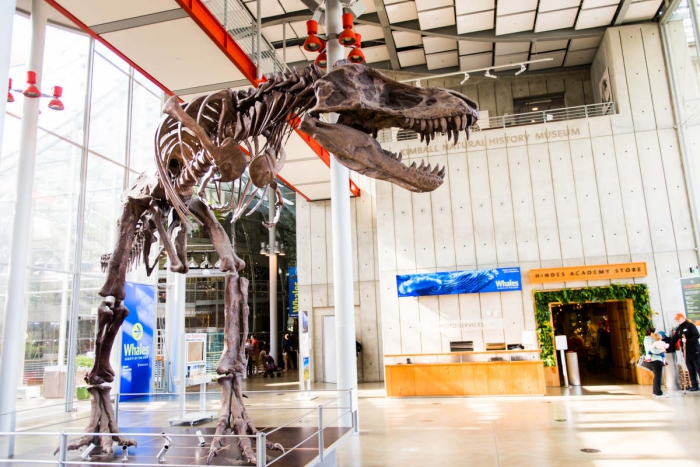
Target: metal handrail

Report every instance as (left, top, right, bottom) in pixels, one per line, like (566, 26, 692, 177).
(382, 102, 617, 143)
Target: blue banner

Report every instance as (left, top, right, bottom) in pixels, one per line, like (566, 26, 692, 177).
(396, 267, 522, 297)
(120, 282, 156, 401)
(288, 267, 298, 317)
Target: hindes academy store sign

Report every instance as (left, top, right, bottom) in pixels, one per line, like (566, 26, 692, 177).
(529, 262, 647, 283)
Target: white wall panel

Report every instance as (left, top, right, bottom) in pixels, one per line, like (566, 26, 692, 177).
(569, 139, 607, 257)
(653, 251, 681, 313)
(448, 152, 477, 267)
(507, 146, 540, 261)
(590, 136, 630, 255)
(323, 202, 334, 284)
(458, 293, 484, 350)
(429, 155, 457, 268)
(519, 261, 542, 330)
(375, 180, 398, 272)
(487, 149, 519, 263)
(356, 193, 376, 281)
(468, 151, 498, 265)
(641, 25, 675, 129)
(438, 295, 461, 352)
(605, 30, 635, 134)
(548, 141, 584, 259)
(399, 297, 421, 354)
(418, 296, 441, 353)
(309, 202, 328, 285)
(359, 281, 380, 381)
(393, 184, 417, 271)
(657, 129, 696, 251)
(528, 144, 562, 261)
(619, 27, 656, 132)
(412, 186, 437, 270)
(635, 131, 677, 252)
(379, 271, 401, 354)
(613, 134, 653, 254)
(501, 291, 525, 344)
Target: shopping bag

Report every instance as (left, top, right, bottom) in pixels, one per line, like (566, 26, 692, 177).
(636, 355, 653, 373)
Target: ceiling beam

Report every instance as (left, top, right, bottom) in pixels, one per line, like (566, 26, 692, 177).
(263, 13, 607, 43)
(173, 79, 253, 96)
(659, 0, 683, 24)
(373, 0, 400, 70)
(613, 0, 634, 25)
(91, 9, 189, 34)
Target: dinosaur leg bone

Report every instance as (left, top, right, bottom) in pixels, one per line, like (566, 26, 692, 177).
(187, 197, 244, 272)
(86, 300, 129, 385)
(99, 197, 149, 300)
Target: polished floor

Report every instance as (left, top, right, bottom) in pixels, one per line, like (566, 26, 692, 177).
(9, 371, 700, 466)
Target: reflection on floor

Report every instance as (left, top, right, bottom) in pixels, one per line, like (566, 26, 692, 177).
(11, 371, 700, 466)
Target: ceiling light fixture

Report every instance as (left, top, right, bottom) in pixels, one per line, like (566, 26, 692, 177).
(484, 69, 497, 79)
(22, 71, 41, 98)
(338, 12, 357, 46)
(348, 33, 365, 63)
(47, 86, 64, 111)
(399, 57, 553, 86)
(7, 78, 14, 103)
(314, 42, 328, 68)
(460, 73, 470, 84)
(515, 63, 527, 75)
(303, 20, 323, 52)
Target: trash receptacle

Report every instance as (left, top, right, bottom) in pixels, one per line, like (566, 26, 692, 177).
(565, 351, 581, 386)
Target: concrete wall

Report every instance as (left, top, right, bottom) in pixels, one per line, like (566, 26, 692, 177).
(295, 22, 700, 382)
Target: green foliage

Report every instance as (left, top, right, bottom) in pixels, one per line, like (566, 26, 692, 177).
(533, 284, 653, 367)
(76, 355, 94, 369)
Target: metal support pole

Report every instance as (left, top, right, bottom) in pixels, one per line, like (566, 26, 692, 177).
(256, 0, 262, 80)
(58, 432, 67, 466)
(283, 22, 287, 65)
(114, 397, 120, 426)
(0, 0, 16, 158)
(661, 21, 700, 273)
(688, 0, 700, 58)
(256, 432, 267, 467)
(269, 189, 278, 363)
(325, 0, 359, 429)
(0, 0, 48, 455)
(317, 405, 324, 462)
(165, 268, 186, 396)
(349, 388, 359, 434)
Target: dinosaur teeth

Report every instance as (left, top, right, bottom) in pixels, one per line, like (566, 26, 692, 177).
(397, 152, 403, 162)
(426, 119, 433, 133)
(408, 118, 415, 128)
(418, 160, 425, 170)
(420, 119, 427, 132)
(426, 133, 431, 144)
(438, 166, 446, 177)
(420, 133, 425, 143)
(410, 162, 417, 168)
(453, 129, 459, 145)
(373, 129, 379, 139)
(440, 117, 447, 134)
(432, 164, 440, 175)
(426, 163, 432, 173)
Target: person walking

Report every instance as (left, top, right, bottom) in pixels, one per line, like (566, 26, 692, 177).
(668, 313, 700, 392)
(644, 327, 668, 398)
(283, 334, 295, 371)
(250, 334, 261, 375)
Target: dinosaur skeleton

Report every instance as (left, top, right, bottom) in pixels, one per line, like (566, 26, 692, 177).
(66, 61, 477, 465)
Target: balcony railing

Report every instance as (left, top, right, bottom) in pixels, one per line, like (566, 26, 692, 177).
(204, 0, 287, 76)
(382, 102, 616, 143)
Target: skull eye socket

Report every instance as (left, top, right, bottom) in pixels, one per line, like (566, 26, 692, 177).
(380, 86, 424, 110)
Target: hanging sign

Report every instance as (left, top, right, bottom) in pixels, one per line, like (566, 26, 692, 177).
(396, 267, 521, 297)
(680, 277, 700, 323)
(120, 282, 156, 401)
(288, 267, 298, 317)
(529, 262, 647, 283)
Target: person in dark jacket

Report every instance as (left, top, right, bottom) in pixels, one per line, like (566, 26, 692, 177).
(668, 313, 700, 392)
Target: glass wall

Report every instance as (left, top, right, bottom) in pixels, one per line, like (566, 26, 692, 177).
(1, 13, 162, 401)
(2, 11, 298, 403)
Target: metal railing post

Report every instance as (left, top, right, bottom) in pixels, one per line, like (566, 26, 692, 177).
(349, 388, 358, 434)
(58, 432, 67, 466)
(256, 432, 267, 467)
(584, 104, 589, 118)
(114, 395, 119, 426)
(317, 405, 324, 462)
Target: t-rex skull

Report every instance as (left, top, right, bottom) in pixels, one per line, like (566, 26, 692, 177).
(300, 62, 479, 193)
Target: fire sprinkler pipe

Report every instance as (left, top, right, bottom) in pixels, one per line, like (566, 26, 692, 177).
(326, 0, 359, 429)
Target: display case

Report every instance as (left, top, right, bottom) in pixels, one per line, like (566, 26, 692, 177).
(384, 350, 545, 397)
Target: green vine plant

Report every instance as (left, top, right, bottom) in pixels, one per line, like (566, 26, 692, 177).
(533, 284, 653, 367)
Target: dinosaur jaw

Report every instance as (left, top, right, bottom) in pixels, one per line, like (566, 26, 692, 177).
(300, 115, 445, 193)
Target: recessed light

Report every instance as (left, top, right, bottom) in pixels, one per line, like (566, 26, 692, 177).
(532, 107, 539, 110)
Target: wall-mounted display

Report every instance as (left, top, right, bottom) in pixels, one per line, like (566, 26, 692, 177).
(396, 267, 521, 297)
(680, 277, 700, 324)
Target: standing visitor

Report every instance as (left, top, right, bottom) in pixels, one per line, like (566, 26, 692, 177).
(283, 334, 295, 371)
(644, 327, 668, 398)
(251, 334, 260, 375)
(668, 313, 700, 392)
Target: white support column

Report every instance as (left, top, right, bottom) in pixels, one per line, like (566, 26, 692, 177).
(269, 189, 278, 363)
(0, 0, 47, 451)
(165, 269, 186, 401)
(0, 0, 16, 155)
(326, 0, 359, 426)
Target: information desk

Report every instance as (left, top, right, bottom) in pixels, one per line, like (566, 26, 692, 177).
(385, 350, 545, 397)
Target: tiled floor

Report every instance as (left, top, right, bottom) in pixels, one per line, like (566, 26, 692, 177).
(9, 372, 700, 466)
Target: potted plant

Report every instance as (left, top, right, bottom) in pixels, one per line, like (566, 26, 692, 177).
(75, 355, 93, 400)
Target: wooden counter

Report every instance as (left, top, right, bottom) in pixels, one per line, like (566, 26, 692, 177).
(385, 360, 546, 397)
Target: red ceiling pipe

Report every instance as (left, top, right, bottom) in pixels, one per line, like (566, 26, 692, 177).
(7, 78, 14, 103)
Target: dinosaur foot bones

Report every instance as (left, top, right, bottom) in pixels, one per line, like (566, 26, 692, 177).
(56, 386, 137, 457)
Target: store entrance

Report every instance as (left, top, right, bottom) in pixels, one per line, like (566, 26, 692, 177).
(551, 300, 637, 385)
